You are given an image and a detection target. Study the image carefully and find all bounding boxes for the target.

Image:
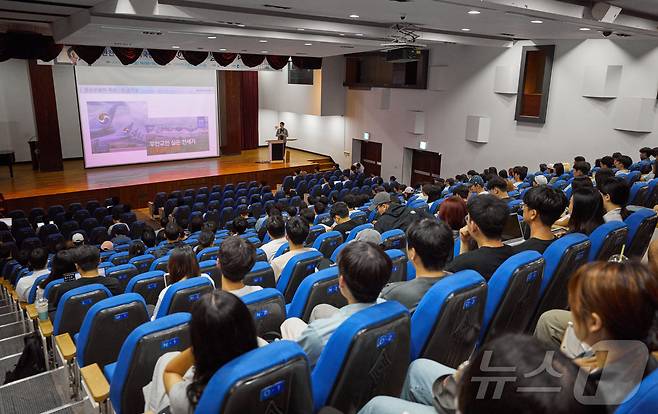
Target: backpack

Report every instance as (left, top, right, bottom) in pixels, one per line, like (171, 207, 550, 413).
(3, 332, 46, 384)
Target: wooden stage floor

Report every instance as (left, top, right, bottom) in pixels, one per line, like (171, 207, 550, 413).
(1, 148, 330, 211)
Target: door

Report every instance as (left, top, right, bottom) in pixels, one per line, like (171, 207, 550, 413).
(411, 149, 441, 187)
(360, 141, 382, 176)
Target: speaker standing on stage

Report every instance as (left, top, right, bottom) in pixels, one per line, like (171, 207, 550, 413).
(275, 122, 288, 141)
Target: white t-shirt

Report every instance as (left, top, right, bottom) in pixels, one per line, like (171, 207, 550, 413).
(260, 238, 287, 262)
(151, 274, 214, 320)
(15, 268, 50, 303)
(228, 285, 263, 298)
(271, 248, 318, 281)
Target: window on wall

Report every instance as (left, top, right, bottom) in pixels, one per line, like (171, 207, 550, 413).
(288, 62, 314, 85)
(515, 45, 555, 124)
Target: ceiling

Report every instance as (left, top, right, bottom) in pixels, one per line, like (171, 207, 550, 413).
(1, 0, 657, 57)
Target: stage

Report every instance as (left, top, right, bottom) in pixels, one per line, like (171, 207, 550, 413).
(0, 148, 334, 212)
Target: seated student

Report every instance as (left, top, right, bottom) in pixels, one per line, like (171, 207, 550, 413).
(437, 196, 467, 238)
(548, 163, 565, 185)
(599, 177, 629, 222)
(271, 217, 319, 281)
(512, 166, 527, 188)
(533, 174, 548, 187)
(49, 245, 122, 312)
(188, 214, 204, 234)
(555, 187, 605, 235)
(445, 195, 514, 281)
(514, 186, 567, 254)
(380, 219, 453, 310)
(330, 202, 357, 240)
(573, 160, 591, 178)
(15, 247, 50, 302)
(614, 154, 632, 176)
(299, 207, 315, 226)
(107, 211, 126, 236)
(372, 192, 424, 233)
(110, 224, 132, 245)
(152, 246, 213, 319)
(280, 241, 392, 366)
(141, 226, 157, 248)
(153, 223, 185, 258)
(467, 175, 487, 195)
(128, 241, 146, 259)
(594, 167, 615, 189)
(143, 291, 259, 414)
(452, 185, 469, 203)
(230, 216, 248, 236)
(217, 236, 261, 297)
(37, 249, 76, 299)
(358, 334, 602, 414)
(600, 155, 615, 169)
(343, 194, 359, 216)
(641, 161, 656, 181)
(486, 176, 511, 201)
(571, 176, 594, 192)
(193, 229, 214, 254)
(260, 215, 287, 262)
(426, 184, 443, 204)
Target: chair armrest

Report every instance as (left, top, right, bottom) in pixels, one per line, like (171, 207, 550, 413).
(55, 333, 76, 361)
(39, 318, 53, 337)
(26, 304, 38, 320)
(81, 363, 110, 403)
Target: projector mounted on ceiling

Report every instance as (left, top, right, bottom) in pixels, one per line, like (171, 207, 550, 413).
(382, 17, 426, 63)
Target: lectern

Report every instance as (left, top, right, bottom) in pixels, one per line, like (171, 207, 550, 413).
(267, 139, 286, 163)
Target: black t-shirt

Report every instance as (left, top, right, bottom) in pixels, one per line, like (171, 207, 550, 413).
(333, 220, 358, 240)
(445, 245, 515, 281)
(49, 275, 122, 312)
(513, 237, 555, 254)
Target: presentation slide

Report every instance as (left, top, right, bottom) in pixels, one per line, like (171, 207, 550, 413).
(75, 66, 219, 168)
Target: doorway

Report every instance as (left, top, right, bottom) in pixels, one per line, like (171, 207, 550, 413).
(410, 149, 441, 187)
(352, 139, 382, 176)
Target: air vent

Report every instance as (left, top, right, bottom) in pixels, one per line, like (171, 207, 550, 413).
(615, 33, 631, 37)
(142, 31, 162, 36)
(263, 4, 291, 9)
(499, 33, 516, 37)
(340, 45, 355, 49)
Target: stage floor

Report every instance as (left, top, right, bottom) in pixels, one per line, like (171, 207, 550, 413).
(1, 148, 331, 211)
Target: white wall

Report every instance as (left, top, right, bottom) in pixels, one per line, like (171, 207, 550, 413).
(345, 39, 658, 180)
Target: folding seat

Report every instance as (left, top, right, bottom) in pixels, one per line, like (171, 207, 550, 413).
(11, 217, 31, 231)
(628, 181, 649, 206)
(81, 217, 99, 234)
(614, 368, 658, 414)
(181, 195, 193, 208)
(248, 202, 263, 219)
(345, 223, 374, 243)
(624, 170, 641, 185)
(311, 301, 410, 413)
(276, 250, 323, 302)
(349, 211, 368, 225)
(210, 184, 222, 194)
(223, 190, 235, 201)
(411, 270, 486, 366)
(343, 180, 353, 189)
(385, 249, 410, 283)
(330, 242, 348, 263)
(313, 231, 343, 260)
(47, 204, 65, 220)
(120, 211, 137, 226)
(183, 188, 195, 198)
(93, 206, 108, 223)
(73, 209, 91, 224)
(624, 208, 658, 259)
(196, 246, 219, 262)
(90, 226, 109, 245)
(282, 175, 294, 191)
(235, 188, 248, 199)
(260, 185, 271, 195)
(21, 236, 41, 251)
(272, 242, 290, 260)
(128, 254, 155, 274)
(163, 198, 177, 218)
(29, 207, 45, 224)
(46, 233, 64, 252)
(305, 224, 326, 247)
(86, 200, 101, 215)
(209, 191, 222, 203)
(153, 277, 213, 319)
(0, 229, 13, 242)
(262, 192, 274, 203)
(295, 181, 308, 195)
(381, 229, 406, 251)
(527, 233, 590, 331)
(60, 220, 80, 239)
(197, 186, 209, 195)
(28, 273, 51, 304)
(194, 193, 208, 205)
(173, 205, 191, 223)
(8, 209, 25, 219)
(248, 194, 261, 205)
(125, 271, 165, 305)
(68, 293, 149, 369)
(314, 212, 331, 225)
(53, 284, 113, 337)
(106, 264, 139, 292)
(587, 221, 628, 261)
(54, 211, 67, 228)
(191, 201, 205, 213)
(220, 206, 234, 226)
(241, 288, 286, 339)
(642, 178, 658, 207)
(98, 313, 191, 414)
(478, 251, 545, 346)
(68, 202, 83, 214)
(101, 214, 114, 229)
(255, 248, 267, 263)
(508, 199, 523, 212)
(14, 227, 37, 246)
(338, 188, 350, 201)
(244, 261, 276, 289)
(146, 251, 171, 270)
(333, 181, 343, 192)
(108, 251, 129, 266)
(286, 267, 347, 322)
(198, 260, 220, 286)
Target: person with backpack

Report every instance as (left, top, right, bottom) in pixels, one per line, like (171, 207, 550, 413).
(371, 192, 430, 233)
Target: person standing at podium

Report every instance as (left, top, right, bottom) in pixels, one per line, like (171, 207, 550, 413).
(275, 121, 288, 141)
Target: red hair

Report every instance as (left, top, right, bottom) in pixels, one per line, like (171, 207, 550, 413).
(438, 196, 467, 231)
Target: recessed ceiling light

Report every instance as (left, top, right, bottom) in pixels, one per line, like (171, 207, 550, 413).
(261, 50, 268, 53)
(297, 28, 305, 31)
(172, 45, 180, 49)
(304, 43, 312, 46)
(461, 28, 471, 31)
(355, 33, 364, 36)
(579, 27, 591, 31)
(530, 20, 543, 24)
(339, 33, 345, 36)
(259, 39, 268, 43)
(219, 48, 227, 51)
(237, 24, 245, 27)
(349, 14, 359, 18)
(467, 10, 481, 15)
(207, 36, 217, 39)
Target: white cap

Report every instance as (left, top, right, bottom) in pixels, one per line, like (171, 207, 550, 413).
(72, 233, 84, 244)
(534, 175, 548, 186)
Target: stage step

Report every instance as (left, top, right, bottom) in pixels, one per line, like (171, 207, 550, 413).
(308, 158, 337, 172)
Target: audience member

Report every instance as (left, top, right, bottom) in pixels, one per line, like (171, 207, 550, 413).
(614, 155, 632, 176)
(533, 175, 548, 187)
(15, 247, 49, 302)
(271, 217, 318, 281)
(153, 223, 185, 258)
(330, 202, 357, 240)
(107, 211, 126, 235)
(230, 216, 248, 236)
(514, 186, 567, 254)
(142, 226, 157, 248)
(573, 161, 591, 178)
(512, 166, 527, 188)
(37, 249, 76, 293)
(599, 177, 629, 222)
(188, 214, 204, 234)
(194, 230, 214, 254)
(372, 192, 421, 233)
(128, 241, 146, 258)
(467, 176, 487, 195)
(452, 185, 469, 202)
(566, 187, 605, 235)
(639, 147, 653, 161)
(299, 207, 315, 226)
(260, 215, 287, 262)
(437, 196, 467, 237)
(486, 176, 511, 201)
(217, 236, 261, 297)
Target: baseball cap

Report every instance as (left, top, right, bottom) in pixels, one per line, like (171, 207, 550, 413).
(100, 240, 114, 251)
(403, 187, 414, 194)
(72, 233, 84, 244)
(352, 228, 382, 245)
(534, 175, 548, 186)
(468, 175, 484, 187)
(369, 192, 391, 211)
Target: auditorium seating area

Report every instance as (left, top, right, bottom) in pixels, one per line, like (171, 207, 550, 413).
(0, 147, 656, 414)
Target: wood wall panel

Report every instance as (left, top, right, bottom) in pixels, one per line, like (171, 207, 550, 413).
(218, 71, 244, 155)
(28, 60, 63, 171)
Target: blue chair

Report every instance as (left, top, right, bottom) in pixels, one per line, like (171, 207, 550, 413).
(149, 255, 170, 272)
(385, 249, 409, 283)
(105, 313, 191, 414)
(614, 368, 658, 414)
(312, 231, 343, 260)
(75, 293, 148, 368)
(345, 223, 374, 243)
(642, 178, 658, 207)
(106, 264, 139, 291)
(196, 246, 219, 262)
(255, 248, 267, 263)
(198, 259, 220, 286)
(195, 340, 313, 413)
(53, 284, 113, 337)
(153, 277, 214, 319)
(478, 251, 545, 346)
(628, 181, 649, 205)
(241, 288, 286, 339)
(311, 301, 410, 413)
(128, 254, 155, 274)
(528, 233, 590, 331)
(286, 267, 346, 322)
(381, 229, 406, 250)
(276, 251, 323, 303)
(44, 278, 65, 303)
(411, 270, 486, 366)
(624, 170, 641, 185)
(109, 251, 130, 266)
(588, 221, 628, 262)
(429, 198, 445, 215)
(624, 208, 658, 259)
(314, 213, 331, 226)
(125, 270, 165, 305)
(27, 273, 50, 304)
(244, 261, 276, 289)
(330, 242, 348, 263)
(305, 224, 326, 247)
(349, 210, 367, 225)
(273, 242, 290, 259)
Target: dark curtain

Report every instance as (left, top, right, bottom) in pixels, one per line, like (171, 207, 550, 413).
(265, 55, 290, 70)
(0, 32, 62, 62)
(148, 49, 178, 66)
(182, 50, 208, 66)
(72, 45, 105, 65)
(0, 34, 10, 62)
(240, 54, 265, 68)
(111, 47, 143, 65)
(292, 56, 322, 70)
(211, 52, 237, 67)
(240, 71, 259, 150)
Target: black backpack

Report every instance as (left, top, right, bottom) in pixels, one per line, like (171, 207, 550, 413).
(3, 332, 46, 384)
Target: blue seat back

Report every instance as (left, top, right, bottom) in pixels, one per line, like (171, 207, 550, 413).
(273, 242, 290, 259)
(588, 221, 628, 262)
(244, 261, 276, 289)
(276, 251, 323, 303)
(385, 249, 409, 283)
(241, 288, 286, 340)
(149, 255, 170, 272)
(345, 223, 374, 243)
(106, 264, 139, 292)
(312, 231, 343, 259)
(629, 181, 648, 205)
(614, 368, 658, 414)
(381, 229, 406, 251)
(198, 260, 221, 286)
(128, 254, 155, 274)
(305, 225, 325, 247)
(28, 273, 50, 304)
(44, 278, 65, 303)
(125, 270, 165, 305)
(624, 208, 658, 259)
(311, 301, 411, 413)
(76, 293, 148, 368)
(411, 270, 487, 365)
(349, 211, 367, 225)
(154, 277, 214, 319)
(287, 267, 347, 322)
(330, 242, 348, 263)
(109, 251, 130, 266)
(195, 340, 313, 413)
(108, 313, 191, 414)
(53, 284, 112, 336)
(479, 251, 545, 346)
(196, 246, 219, 262)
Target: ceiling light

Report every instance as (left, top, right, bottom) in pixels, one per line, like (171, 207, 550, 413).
(207, 36, 217, 39)
(349, 14, 359, 18)
(339, 33, 345, 36)
(259, 39, 268, 43)
(297, 28, 305, 31)
(530, 20, 543, 24)
(355, 33, 364, 36)
(579, 27, 591, 31)
(461, 28, 471, 31)
(467, 10, 481, 15)
(237, 24, 245, 27)
(172, 45, 180, 49)
(219, 48, 227, 51)
(304, 43, 312, 46)
(261, 50, 269, 53)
